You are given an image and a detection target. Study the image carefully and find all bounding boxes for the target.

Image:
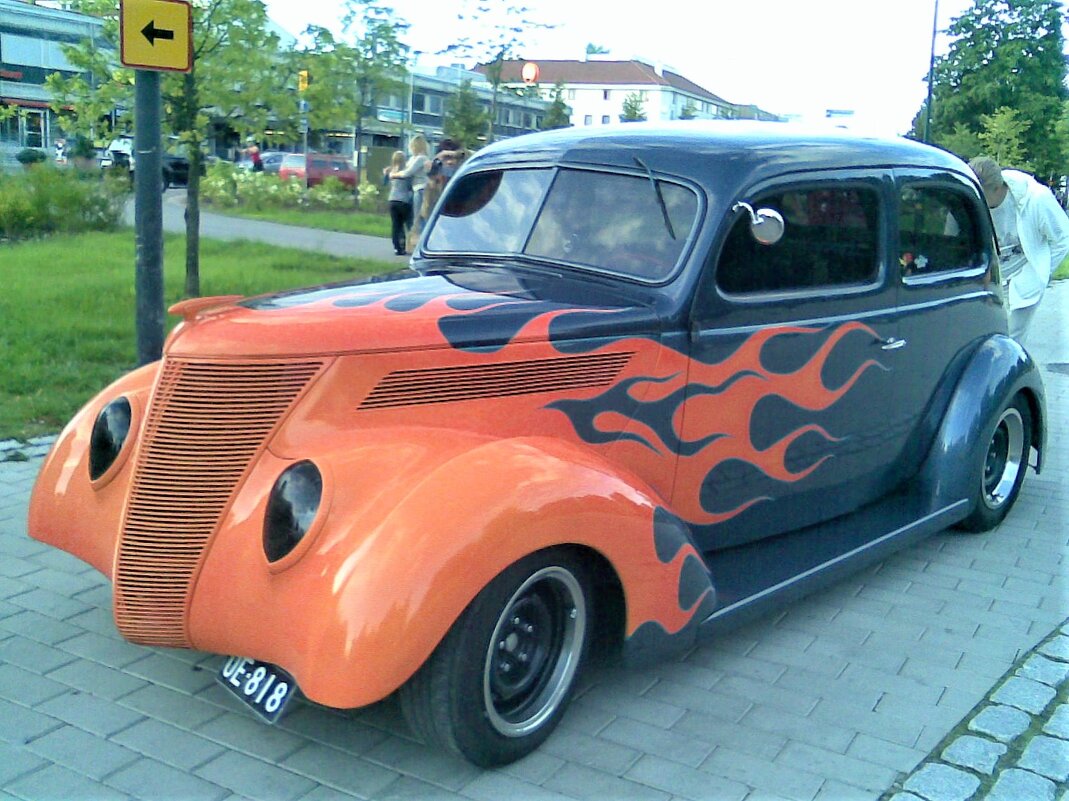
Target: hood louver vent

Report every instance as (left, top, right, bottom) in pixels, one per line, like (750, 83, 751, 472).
(360, 352, 634, 410)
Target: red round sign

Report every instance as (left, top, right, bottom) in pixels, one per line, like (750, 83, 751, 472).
(521, 62, 540, 84)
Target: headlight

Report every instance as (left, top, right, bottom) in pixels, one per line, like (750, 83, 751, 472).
(89, 397, 132, 481)
(263, 461, 323, 563)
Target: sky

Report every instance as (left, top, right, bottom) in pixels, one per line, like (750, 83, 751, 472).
(261, 0, 979, 137)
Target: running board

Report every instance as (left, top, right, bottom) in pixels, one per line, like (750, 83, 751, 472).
(697, 493, 969, 638)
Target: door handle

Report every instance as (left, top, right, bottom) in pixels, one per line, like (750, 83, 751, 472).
(880, 337, 907, 350)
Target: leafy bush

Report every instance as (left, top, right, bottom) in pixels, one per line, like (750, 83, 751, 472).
(0, 165, 128, 240)
(308, 176, 355, 211)
(202, 161, 304, 210)
(16, 148, 47, 165)
(356, 181, 380, 212)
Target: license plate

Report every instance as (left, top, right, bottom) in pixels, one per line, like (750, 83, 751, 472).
(216, 656, 297, 723)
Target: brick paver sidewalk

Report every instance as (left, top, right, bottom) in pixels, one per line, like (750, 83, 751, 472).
(1, 285, 1066, 801)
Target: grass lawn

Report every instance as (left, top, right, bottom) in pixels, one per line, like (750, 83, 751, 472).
(209, 205, 391, 238)
(0, 230, 397, 442)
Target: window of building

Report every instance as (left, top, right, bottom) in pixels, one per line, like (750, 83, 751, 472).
(603, 89, 611, 101)
(601, 115, 610, 125)
(898, 184, 984, 277)
(717, 185, 881, 294)
(567, 89, 576, 100)
(584, 115, 592, 125)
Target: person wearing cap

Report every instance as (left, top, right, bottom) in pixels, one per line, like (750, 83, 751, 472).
(969, 156, 1069, 345)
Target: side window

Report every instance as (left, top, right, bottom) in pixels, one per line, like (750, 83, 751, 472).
(898, 184, 984, 277)
(717, 186, 881, 295)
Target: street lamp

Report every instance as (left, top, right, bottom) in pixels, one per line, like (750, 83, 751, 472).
(924, 0, 940, 143)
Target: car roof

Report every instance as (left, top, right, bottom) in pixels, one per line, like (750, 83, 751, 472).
(466, 121, 971, 187)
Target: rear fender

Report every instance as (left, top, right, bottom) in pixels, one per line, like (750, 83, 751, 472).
(189, 433, 714, 708)
(916, 335, 1045, 509)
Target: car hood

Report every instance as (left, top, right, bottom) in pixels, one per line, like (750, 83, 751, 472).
(165, 272, 662, 359)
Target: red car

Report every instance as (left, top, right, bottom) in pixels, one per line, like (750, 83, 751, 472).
(278, 152, 357, 189)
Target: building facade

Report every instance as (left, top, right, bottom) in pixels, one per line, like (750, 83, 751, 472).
(0, 0, 103, 160)
(484, 58, 780, 127)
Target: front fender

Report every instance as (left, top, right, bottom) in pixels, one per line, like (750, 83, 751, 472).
(188, 432, 714, 709)
(917, 334, 1045, 509)
(28, 362, 161, 577)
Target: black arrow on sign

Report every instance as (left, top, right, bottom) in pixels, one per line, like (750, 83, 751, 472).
(141, 20, 175, 46)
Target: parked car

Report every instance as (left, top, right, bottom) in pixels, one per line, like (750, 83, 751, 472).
(29, 122, 1045, 767)
(278, 151, 357, 188)
(238, 150, 286, 175)
(101, 136, 193, 189)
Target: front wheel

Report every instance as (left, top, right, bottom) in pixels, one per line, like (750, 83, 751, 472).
(958, 394, 1032, 532)
(399, 549, 591, 766)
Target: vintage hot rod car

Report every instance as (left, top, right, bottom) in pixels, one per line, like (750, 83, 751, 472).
(29, 122, 1045, 766)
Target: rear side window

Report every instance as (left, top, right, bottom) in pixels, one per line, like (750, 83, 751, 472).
(717, 186, 881, 294)
(898, 184, 984, 276)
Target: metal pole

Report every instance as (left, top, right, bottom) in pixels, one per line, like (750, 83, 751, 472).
(134, 69, 164, 365)
(924, 0, 940, 143)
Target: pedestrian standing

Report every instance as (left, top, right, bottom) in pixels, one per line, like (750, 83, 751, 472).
(384, 150, 413, 256)
(970, 156, 1069, 346)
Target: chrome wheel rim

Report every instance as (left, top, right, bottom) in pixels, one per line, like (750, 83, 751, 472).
(982, 407, 1025, 510)
(483, 566, 585, 738)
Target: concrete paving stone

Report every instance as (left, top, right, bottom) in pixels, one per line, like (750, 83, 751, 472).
(954, 651, 1018, 683)
(812, 779, 881, 801)
(1019, 654, 1069, 687)
(991, 675, 1058, 715)
(0, 609, 82, 646)
(108, 757, 230, 801)
(372, 776, 468, 801)
(0, 663, 70, 707)
(0, 697, 61, 745)
(56, 631, 149, 670)
(986, 767, 1056, 801)
(807, 698, 925, 750)
(543, 762, 671, 801)
(194, 711, 309, 764)
(112, 717, 228, 772)
(459, 771, 578, 801)
(846, 733, 927, 774)
(555, 696, 618, 737)
(7, 586, 93, 621)
(363, 733, 482, 791)
(46, 657, 149, 701)
(503, 745, 565, 786)
(671, 709, 786, 761)
(701, 744, 825, 800)
(940, 733, 1007, 775)
(540, 729, 643, 775)
(275, 704, 389, 756)
(642, 679, 753, 724)
(37, 690, 144, 738)
(18, 565, 102, 597)
(64, 606, 120, 638)
(25, 723, 140, 781)
(0, 740, 49, 785)
(966, 701, 1030, 740)
(6, 763, 130, 801)
(623, 754, 749, 801)
(195, 750, 319, 801)
(774, 741, 898, 793)
(599, 717, 714, 768)
(0, 575, 30, 600)
(888, 794, 925, 801)
(123, 652, 217, 695)
(902, 762, 980, 801)
(0, 533, 47, 561)
(280, 743, 404, 799)
(746, 639, 850, 679)
(712, 673, 821, 718)
(1018, 735, 1069, 783)
(703, 651, 790, 686)
(118, 683, 227, 729)
(649, 659, 723, 691)
(1043, 703, 1069, 739)
(738, 703, 859, 754)
(0, 558, 40, 579)
(0, 633, 79, 675)
(1039, 635, 1069, 662)
(579, 683, 686, 729)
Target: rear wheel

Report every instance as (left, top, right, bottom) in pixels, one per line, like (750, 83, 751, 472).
(400, 549, 590, 767)
(958, 395, 1031, 532)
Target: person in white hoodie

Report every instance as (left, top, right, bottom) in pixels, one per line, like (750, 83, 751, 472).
(970, 156, 1069, 346)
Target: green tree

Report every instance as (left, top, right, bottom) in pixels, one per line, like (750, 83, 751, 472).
(540, 82, 571, 130)
(300, 1, 409, 179)
(443, 80, 488, 150)
(620, 92, 646, 122)
(585, 43, 609, 55)
(441, 1, 553, 143)
(679, 101, 697, 120)
(47, 0, 291, 298)
(977, 106, 1031, 169)
(915, 0, 1067, 181)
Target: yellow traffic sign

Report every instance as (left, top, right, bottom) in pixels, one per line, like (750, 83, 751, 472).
(120, 0, 192, 73)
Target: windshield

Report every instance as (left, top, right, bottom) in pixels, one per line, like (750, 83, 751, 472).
(425, 167, 699, 281)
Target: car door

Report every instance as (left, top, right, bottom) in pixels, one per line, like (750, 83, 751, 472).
(891, 169, 1004, 474)
(679, 170, 910, 551)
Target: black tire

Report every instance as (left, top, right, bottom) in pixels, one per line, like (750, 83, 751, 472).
(958, 394, 1032, 532)
(399, 549, 591, 767)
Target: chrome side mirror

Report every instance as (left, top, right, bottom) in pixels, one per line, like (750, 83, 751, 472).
(732, 201, 785, 246)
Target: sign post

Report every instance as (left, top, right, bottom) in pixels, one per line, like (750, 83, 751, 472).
(119, 0, 192, 365)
